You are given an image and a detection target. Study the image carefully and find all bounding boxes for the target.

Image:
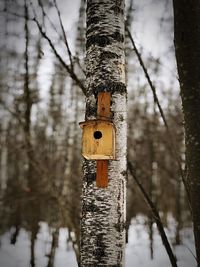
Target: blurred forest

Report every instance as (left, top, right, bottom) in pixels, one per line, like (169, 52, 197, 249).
(0, 0, 194, 266)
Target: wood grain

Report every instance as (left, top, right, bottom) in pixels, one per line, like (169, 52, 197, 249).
(96, 92, 111, 187)
(96, 160, 108, 188)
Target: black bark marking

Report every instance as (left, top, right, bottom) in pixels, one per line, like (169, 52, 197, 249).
(86, 32, 124, 49)
(112, 31, 124, 43)
(114, 222, 126, 232)
(119, 115, 124, 122)
(86, 25, 101, 36)
(94, 233, 107, 263)
(86, 172, 96, 184)
(86, 2, 100, 14)
(100, 51, 120, 60)
(87, 1, 124, 18)
(85, 104, 97, 118)
(84, 202, 100, 212)
(87, 15, 100, 27)
(116, 187, 123, 233)
(86, 35, 111, 49)
(88, 82, 126, 97)
(121, 170, 126, 177)
(117, 250, 123, 266)
(121, 170, 128, 181)
(110, 4, 124, 15)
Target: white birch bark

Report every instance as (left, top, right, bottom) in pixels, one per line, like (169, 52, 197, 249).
(80, 1, 127, 266)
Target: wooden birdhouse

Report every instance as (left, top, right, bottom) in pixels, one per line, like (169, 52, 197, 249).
(79, 92, 114, 188)
(79, 120, 115, 160)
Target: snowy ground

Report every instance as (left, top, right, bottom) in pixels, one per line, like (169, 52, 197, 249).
(0, 215, 196, 267)
(125, 215, 196, 267)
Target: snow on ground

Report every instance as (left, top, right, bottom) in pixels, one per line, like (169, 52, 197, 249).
(0, 215, 196, 267)
(125, 215, 196, 267)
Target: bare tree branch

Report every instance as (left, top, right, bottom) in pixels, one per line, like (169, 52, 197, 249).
(0, 9, 25, 19)
(28, 1, 86, 95)
(126, 26, 191, 208)
(2, 3, 86, 95)
(128, 161, 178, 267)
(37, 0, 64, 41)
(32, 16, 86, 95)
(53, 0, 74, 70)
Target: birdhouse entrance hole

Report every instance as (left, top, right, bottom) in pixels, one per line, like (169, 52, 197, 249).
(94, 131, 102, 139)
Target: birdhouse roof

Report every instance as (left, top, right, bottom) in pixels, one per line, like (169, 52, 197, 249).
(79, 119, 114, 128)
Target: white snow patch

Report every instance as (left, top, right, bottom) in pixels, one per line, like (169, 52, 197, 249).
(0, 216, 196, 267)
(125, 215, 196, 267)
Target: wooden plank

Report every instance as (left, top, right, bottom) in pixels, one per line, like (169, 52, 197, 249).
(96, 92, 111, 188)
(96, 160, 108, 188)
(97, 92, 111, 120)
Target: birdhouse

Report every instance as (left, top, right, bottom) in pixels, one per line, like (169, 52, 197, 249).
(79, 120, 116, 160)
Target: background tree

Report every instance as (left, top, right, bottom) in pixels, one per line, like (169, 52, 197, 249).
(173, 0, 200, 263)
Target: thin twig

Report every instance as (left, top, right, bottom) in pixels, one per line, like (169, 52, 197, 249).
(32, 16, 86, 95)
(53, 0, 74, 70)
(0, 9, 25, 19)
(183, 244, 197, 262)
(37, 0, 71, 57)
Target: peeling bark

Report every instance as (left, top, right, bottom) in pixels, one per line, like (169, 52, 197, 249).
(80, 1, 127, 266)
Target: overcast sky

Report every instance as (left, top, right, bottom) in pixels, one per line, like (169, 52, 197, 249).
(0, 0, 177, 109)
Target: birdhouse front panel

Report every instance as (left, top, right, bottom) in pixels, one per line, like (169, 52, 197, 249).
(80, 120, 115, 160)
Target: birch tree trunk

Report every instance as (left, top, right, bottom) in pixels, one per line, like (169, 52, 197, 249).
(80, 0, 127, 266)
(24, 1, 34, 191)
(173, 0, 200, 263)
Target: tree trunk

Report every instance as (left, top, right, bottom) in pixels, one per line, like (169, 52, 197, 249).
(47, 228, 59, 267)
(80, 0, 127, 266)
(24, 1, 34, 191)
(0, 118, 8, 192)
(173, 0, 200, 263)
